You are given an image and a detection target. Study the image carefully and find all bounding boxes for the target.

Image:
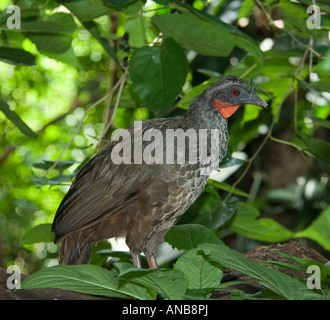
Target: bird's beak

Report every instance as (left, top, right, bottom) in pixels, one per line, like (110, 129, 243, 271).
(246, 92, 268, 108)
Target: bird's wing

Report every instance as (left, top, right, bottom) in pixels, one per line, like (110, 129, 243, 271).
(52, 122, 162, 242)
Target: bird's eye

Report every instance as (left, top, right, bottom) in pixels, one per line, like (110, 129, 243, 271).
(231, 88, 240, 96)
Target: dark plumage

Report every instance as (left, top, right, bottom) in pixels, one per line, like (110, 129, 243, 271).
(52, 76, 267, 268)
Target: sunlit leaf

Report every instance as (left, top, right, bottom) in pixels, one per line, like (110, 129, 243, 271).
(294, 205, 330, 251)
(20, 224, 54, 245)
(0, 98, 38, 138)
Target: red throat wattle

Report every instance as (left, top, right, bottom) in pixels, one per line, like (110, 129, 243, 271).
(213, 99, 239, 118)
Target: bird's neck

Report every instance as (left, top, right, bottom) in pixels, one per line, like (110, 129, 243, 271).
(184, 100, 227, 131)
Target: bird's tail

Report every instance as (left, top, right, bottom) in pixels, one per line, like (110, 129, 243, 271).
(58, 233, 92, 265)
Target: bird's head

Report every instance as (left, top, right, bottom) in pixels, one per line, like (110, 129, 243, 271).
(199, 75, 268, 119)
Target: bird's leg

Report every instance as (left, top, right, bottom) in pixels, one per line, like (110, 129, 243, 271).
(146, 255, 158, 269)
(130, 251, 141, 268)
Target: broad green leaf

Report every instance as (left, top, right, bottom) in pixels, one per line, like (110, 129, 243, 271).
(130, 37, 188, 114)
(179, 191, 222, 225)
(42, 46, 83, 69)
(0, 47, 36, 65)
(23, 13, 76, 54)
(152, 12, 234, 57)
(56, 0, 113, 22)
(21, 264, 153, 300)
(294, 205, 330, 251)
(229, 202, 293, 242)
(165, 224, 224, 251)
(179, 192, 237, 228)
(292, 132, 330, 164)
(174, 248, 223, 290)
(156, 6, 263, 65)
(241, 103, 263, 124)
(0, 98, 38, 138)
(20, 224, 54, 245)
(198, 197, 238, 229)
(116, 265, 188, 300)
(198, 243, 325, 300)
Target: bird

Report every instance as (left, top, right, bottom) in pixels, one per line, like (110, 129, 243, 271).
(51, 75, 267, 269)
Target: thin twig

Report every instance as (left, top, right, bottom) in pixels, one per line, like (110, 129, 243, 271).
(96, 67, 129, 150)
(45, 74, 126, 176)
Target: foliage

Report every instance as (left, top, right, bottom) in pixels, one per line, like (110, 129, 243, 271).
(21, 224, 328, 300)
(0, 0, 329, 300)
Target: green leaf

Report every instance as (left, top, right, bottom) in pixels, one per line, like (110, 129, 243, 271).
(238, 0, 255, 19)
(116, 265, 188, 300)
(123, 16, 145, 48)
(103, 0, 138, 8)
(56, 0, 113, 22)
(32, 160, 77, 172)
(178, 79, 217, 110)
(0, 98, 38, 138)
(274, 251, 330, 283)
(294, 205, 330, 251)
(180, 192, 237, 228)
(208, 179, 249, 198)
(198, 197, 238, 229)
(82, 20, 119, 64)
(165, 224, 224, 251)
(57, 1, 119, 64)
(292, 132, 330, 164)
(153, 8, 263, 65)
(229, 202, 293, 242)
(0, 47, 36, 66)
(130, 37, 188, 114)
(174, 248, 223, 290)
(32, 173, 76, 188)
(23, 13, 76, 54)
(153, 12, 234, 57)
(21, 264, 153, 300)
(198, 243, 325, 300)
(20, 224, 55, 245)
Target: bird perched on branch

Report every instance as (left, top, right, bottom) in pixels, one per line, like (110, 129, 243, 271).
(52, 76, 267, 268)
